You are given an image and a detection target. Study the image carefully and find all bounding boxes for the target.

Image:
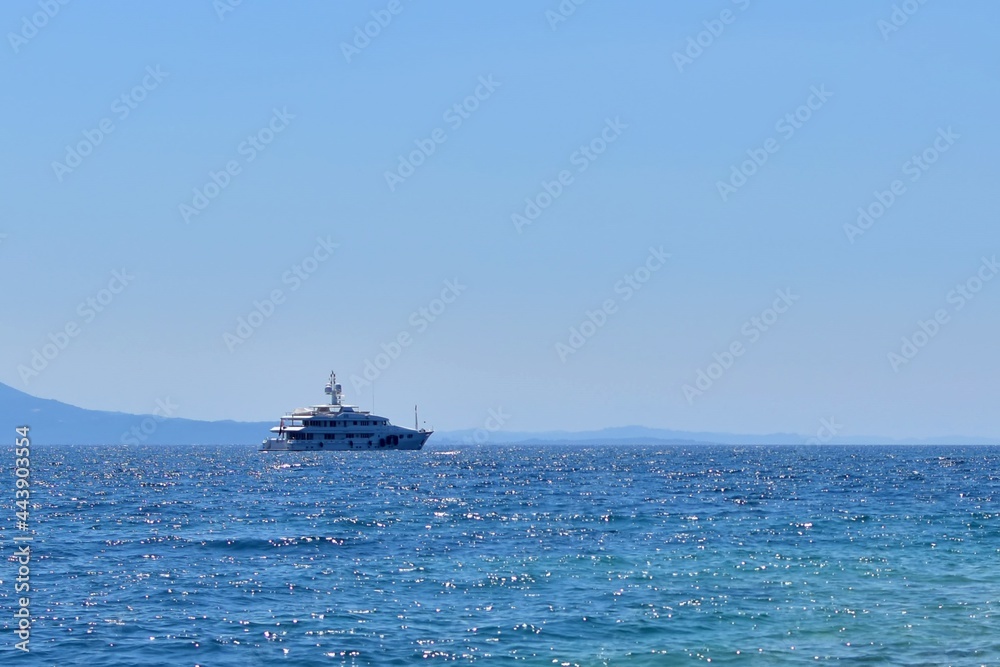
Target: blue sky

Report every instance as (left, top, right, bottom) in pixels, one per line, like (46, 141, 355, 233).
(2, 1, 998, 438)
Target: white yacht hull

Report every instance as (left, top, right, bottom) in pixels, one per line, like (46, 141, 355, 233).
(260, 440, 425, 451)
(260, 431, 431, 452)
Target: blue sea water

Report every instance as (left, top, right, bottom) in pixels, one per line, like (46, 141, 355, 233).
(3, 444, 1000, 665)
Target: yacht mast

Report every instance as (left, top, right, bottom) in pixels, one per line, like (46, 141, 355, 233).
(325, 371, 341, 406)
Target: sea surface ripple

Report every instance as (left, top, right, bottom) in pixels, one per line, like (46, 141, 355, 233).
(3, 444, 1000, 665)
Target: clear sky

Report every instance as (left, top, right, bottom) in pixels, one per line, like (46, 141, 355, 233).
(2, 1, 998, 439)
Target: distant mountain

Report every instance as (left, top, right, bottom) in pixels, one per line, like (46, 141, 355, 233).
(0, 382, 272, 445)
(1, 383, 995, 446)
(435, 425, 802, 446)
(433, 425, 997, 446)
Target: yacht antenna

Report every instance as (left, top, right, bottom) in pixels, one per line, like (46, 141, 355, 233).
(414, 404, 418, 430)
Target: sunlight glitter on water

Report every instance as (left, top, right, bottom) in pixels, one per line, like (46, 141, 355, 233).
(3, 444, 1000, 665)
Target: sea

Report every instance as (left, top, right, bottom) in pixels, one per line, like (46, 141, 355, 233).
(3, 444, 1000, 666)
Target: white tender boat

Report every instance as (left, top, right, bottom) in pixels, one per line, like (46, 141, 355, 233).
(259, 372, 432, 451)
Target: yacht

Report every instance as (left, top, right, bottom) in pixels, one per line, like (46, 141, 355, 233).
(259, 372, 432, 451)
